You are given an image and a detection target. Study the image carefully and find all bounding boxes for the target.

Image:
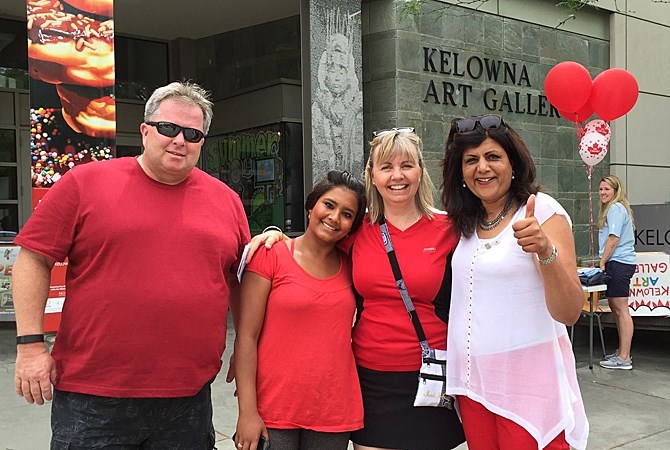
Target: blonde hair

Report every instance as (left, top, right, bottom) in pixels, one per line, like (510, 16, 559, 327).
(364, 130, 435, 224)
(599, 175, 634, 228)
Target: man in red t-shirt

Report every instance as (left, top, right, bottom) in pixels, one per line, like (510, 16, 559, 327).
(13, 81, 250, 448)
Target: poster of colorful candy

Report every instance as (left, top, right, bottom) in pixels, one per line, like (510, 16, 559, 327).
(26, 0, 116, 327)
(27, 0, 115, 189)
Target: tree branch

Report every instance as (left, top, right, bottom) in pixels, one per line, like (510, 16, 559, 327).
(399, 0, 669, 30)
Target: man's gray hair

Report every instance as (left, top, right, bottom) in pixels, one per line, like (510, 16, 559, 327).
(144, 81, 214, 134)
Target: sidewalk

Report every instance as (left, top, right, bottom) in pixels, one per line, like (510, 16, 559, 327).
(1, 317, 669, 449)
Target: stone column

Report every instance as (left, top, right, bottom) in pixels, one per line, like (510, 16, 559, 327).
(302, 0, 364, 187)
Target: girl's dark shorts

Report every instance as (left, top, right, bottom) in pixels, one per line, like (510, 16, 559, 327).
(605, 260, 636, 298)
(350, 366, 465, 450)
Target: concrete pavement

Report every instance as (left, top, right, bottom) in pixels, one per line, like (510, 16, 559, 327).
(1, 316, 669, 449)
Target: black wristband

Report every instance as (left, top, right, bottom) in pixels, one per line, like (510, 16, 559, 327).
(16, 334, 45, 345)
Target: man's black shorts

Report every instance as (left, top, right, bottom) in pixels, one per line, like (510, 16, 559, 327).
(51, 382, 216, 449)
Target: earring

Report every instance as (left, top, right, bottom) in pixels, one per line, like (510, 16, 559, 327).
(512, 171, 515, 180)
(462, 180, 466, 188)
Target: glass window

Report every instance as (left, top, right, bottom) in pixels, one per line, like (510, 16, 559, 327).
(0, 204, 18, 233)
(197, 16, 301, 100)
(115, 37, 169, 101)
(0, 18, 29, 89)
(201, 122, 304, 233)
(0, 130, 17, 163)
(116, 145, 142, 158)
(0, 167, 17, 200)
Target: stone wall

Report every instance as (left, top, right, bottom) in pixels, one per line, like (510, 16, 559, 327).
(362, 0, 611, 257)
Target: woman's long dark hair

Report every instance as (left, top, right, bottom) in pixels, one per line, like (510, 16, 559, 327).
(441, 117, 540, 238)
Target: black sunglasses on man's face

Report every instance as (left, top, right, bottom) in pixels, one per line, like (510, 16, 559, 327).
(145, 121, 205, 143)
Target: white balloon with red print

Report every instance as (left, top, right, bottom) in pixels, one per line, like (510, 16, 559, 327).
(583, 119, 611, 143)
(579, 131, 609, 166)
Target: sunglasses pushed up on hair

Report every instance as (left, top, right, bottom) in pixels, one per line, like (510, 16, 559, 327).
(145, 121, 205, 143)
(455, 115, 503, 133)
(371, 127, 415, 139)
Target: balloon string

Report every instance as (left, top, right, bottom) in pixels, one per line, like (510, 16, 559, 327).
(587, 165, 595, 268)
(575, 120, 585, 140)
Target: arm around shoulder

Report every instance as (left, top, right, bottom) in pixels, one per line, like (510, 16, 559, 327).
(245, 229, 288, 264)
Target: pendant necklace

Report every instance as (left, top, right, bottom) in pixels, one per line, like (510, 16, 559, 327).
(479, 196, 515, 231)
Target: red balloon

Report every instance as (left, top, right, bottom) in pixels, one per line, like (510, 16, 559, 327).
(559, 102, 594, 123)
(544, 62, 593, 113)
(590, 68, 639, 121)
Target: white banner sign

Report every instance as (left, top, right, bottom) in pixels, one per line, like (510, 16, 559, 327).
(629, 252, 670, 317)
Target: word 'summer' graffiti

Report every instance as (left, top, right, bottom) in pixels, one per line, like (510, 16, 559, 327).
(204, 129, 284, 232)
(205, 131, 281, 171)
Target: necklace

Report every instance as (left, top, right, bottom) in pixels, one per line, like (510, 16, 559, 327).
(479, 196, 515, 231)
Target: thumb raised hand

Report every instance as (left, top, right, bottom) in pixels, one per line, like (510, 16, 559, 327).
(525, 194, 536, 219)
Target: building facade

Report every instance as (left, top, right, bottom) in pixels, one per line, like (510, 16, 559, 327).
(0, 0, 669, 253)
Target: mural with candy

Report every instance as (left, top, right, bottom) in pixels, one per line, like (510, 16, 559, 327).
(27, 0, 115, 189)
(544, 61, 639, 265)
(26, 0, 116, 332)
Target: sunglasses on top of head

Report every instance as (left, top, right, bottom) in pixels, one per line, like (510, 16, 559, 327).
(145, 121, 205, 143)
(371, 127, 415, 139)
(455, 115, 503, 133)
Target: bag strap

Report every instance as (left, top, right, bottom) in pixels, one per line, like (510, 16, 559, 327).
(379, 217, 430, 355)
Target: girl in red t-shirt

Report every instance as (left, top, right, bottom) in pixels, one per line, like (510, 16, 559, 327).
(234, 171, 366, 450)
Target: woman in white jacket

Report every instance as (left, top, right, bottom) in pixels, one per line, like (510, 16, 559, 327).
(441, 114, 589, 450)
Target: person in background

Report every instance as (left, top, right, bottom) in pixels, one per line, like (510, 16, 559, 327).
(247, 129, 465, 450)
(598, 175, 636, 370)
(441, 114, 588, 450)
(13, 81, 250, 449)
(234, 170, 366, 450)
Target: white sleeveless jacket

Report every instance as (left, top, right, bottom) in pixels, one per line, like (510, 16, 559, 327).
(447, 192, 589, 450)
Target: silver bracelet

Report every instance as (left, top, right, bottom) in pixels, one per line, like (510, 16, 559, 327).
(262, 225, 282, 234)
(537, 244, 558, 265)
